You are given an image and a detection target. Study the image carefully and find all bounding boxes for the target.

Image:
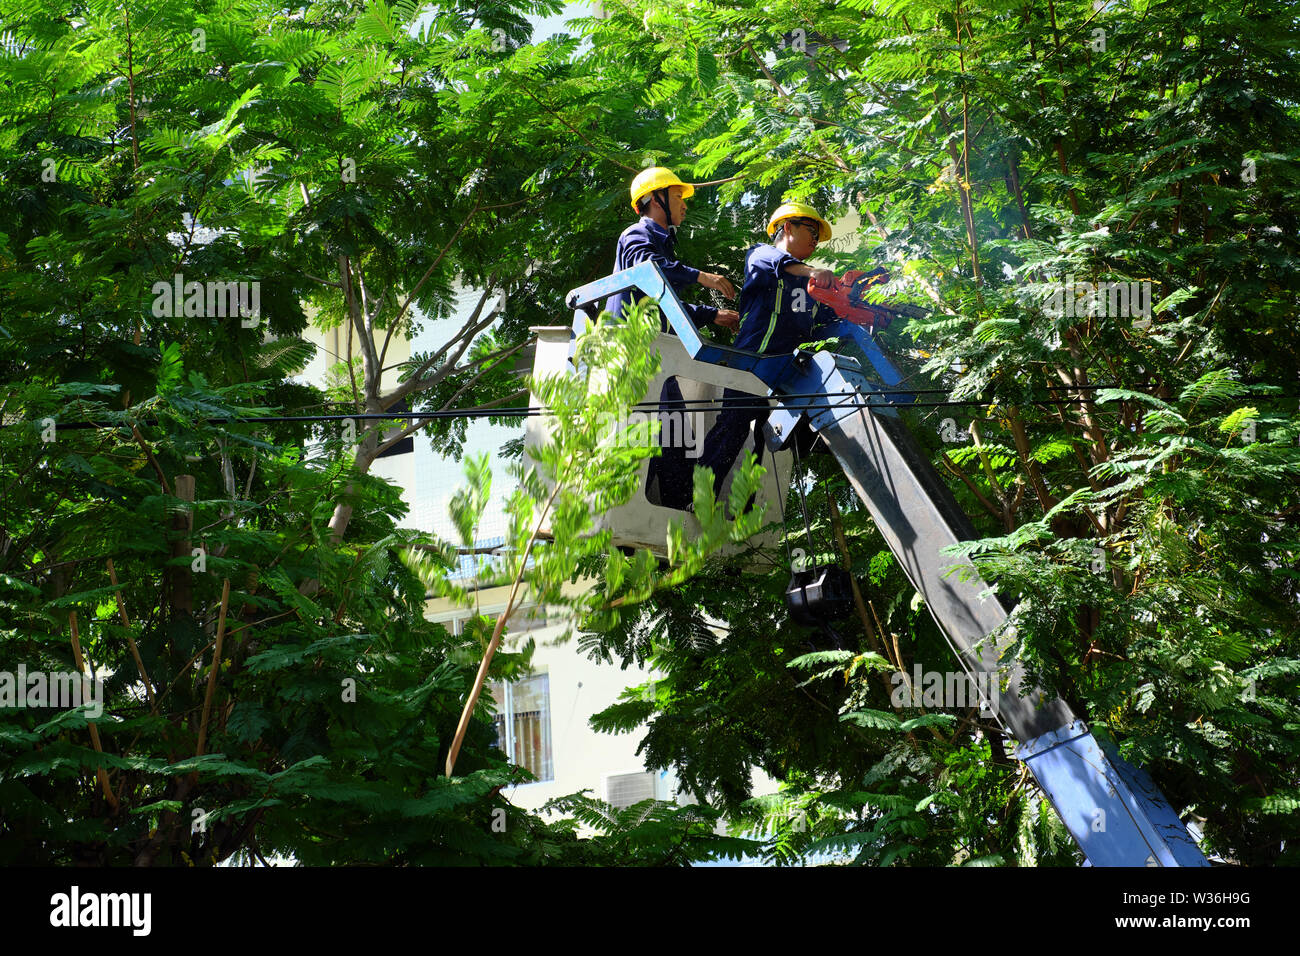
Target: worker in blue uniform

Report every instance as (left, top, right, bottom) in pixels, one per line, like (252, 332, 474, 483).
(607, 168, 740, 510)
(605, 167, 739, 331)
(697, 202, 838, 504)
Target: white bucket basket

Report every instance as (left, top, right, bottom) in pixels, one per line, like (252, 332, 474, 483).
(525, 326, 792, 557)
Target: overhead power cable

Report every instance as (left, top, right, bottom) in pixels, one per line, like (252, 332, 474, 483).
(23, 396, 1298, 432)
(13, 389, 1294, 431)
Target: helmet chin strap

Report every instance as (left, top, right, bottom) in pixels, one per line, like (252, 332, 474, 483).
(655, 188, 679, 234)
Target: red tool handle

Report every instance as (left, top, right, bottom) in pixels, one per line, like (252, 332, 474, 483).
(807, 269, 894, 329)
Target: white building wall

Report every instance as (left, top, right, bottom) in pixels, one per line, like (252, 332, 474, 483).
(424, 585, 667, 812)
(501, 625, 664, 810)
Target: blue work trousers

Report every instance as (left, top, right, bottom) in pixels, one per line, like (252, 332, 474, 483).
(697, 388, 770, 501)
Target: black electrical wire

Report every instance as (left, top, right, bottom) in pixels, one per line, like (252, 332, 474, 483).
(13, 389, 1297, 431)
(788, 434, 817, 560)
(307, 381, 1130, 403)
(0, 401, 1034, 432)
(767, 440, 793, 572)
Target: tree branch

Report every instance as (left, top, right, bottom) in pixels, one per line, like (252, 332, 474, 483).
(939, 449, 1004, 521)
(370, 387, 528, 459)
(445, 478, 563, 776)
(383, 288, 502, 407)
(393, 201, 481, 328)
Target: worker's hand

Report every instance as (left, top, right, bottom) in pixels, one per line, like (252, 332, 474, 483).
(714, 309, 740, 331)
(698, 272, 737, 300)
(808, 268, 836, 290)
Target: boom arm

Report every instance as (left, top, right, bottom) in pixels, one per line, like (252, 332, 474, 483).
(565, 263, 1208, 866)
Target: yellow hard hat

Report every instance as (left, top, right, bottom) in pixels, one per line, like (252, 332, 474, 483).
(630, 167, 695, 211)
(767, 202, 832, 242)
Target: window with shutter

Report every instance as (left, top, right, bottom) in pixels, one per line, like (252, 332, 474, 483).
(487, 673, 553, 782)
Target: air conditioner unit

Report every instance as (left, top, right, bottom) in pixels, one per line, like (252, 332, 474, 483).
(604, 771, 657, 811)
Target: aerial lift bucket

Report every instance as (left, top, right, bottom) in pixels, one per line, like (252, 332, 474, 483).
(523, 312, 793, 558)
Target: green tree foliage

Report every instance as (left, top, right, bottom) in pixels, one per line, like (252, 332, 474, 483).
(0, 292, 753, 864)
(4, 0, 1298, 867)
(0, 0, 756, 862)
(574, 0, 1300, 865)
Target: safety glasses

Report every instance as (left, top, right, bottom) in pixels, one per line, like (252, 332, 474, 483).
(788, 218, 821, 243)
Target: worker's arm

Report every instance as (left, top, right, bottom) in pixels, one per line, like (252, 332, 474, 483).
(621, 225, 736, 299)
(748, 245, 833, 290)
(621, 229, 737, 329)
(781, 260, 836, 289)
(682, 301, 719, 327)
(621, 229, 703, 289)
(697, 271, 736, 299)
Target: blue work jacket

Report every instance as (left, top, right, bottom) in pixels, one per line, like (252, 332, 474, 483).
(604, 217, 719, 330)
(733, 243, 835, 355)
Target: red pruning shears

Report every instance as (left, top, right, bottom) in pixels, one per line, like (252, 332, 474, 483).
(807, 267, 898, 330)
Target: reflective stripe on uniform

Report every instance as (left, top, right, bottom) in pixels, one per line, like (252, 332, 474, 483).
(758, 278, 783, 353)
